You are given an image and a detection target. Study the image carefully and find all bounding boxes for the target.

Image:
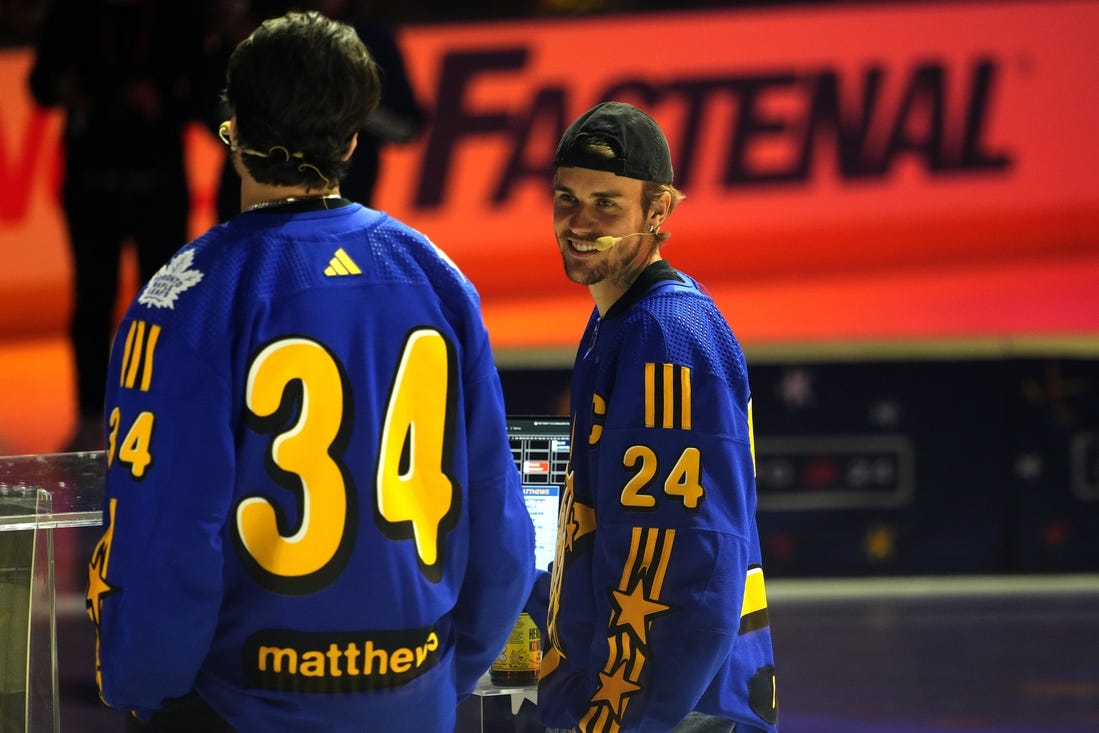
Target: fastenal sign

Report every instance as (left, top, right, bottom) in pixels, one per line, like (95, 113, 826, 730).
(374, 1, 1099, 349)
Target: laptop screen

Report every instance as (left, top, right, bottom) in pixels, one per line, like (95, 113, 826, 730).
(506, 415, 571, 572)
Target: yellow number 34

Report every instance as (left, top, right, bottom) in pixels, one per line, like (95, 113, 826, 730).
(237, 330, 457, 594)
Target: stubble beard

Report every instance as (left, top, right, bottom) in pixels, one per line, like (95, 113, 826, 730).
(563, 255, 608, 286)
(561, 238, 649, 287)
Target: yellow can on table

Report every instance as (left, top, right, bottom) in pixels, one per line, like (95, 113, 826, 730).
(490, 611, 541, 686)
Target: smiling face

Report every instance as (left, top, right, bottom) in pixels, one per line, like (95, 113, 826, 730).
(553, 166, 662, 312)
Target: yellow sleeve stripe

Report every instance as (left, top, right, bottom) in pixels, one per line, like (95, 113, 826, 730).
(741, 566, 768, 616)
(739, 566, 771, 635)
(747, 398, 756, 476)
(680, 365, 691, 430)
(662, 363, 675, 428)
(643, 363, 691, 430)
(644, 363, 655, 427)
(120, 321, 161, 391)
(120, 321, 138, 387)
(140, 324, 161, 391)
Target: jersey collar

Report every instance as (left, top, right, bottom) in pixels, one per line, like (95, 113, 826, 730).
(604, 260, 683, 320)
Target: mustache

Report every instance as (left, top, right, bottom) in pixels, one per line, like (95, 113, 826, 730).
(563, 231, 627, 245)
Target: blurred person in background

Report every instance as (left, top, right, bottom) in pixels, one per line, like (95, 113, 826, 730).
(85, 10, 533, 732)
(27, 0, 208, 452)
(308, 0, 427, 206)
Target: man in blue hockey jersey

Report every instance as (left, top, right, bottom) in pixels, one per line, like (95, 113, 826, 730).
(85, 11, 534, 732)
(535, 101, 779, 732)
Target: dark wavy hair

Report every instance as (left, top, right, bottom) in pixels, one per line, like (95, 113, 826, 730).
(223, 11, 380, 191)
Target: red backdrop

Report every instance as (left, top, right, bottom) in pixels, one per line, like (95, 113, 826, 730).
(2, 0, 1097, 355)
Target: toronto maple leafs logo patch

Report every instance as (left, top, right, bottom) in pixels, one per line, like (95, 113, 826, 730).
(138, 250, 204, 309)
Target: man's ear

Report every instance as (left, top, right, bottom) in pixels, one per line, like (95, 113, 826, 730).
(650, 191, 672, 228)
(342, 133, 358, 161)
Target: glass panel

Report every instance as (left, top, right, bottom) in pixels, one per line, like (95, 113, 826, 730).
(0, 452, 106, 531)
(0, 449, 103, 733)
(0, 487, 58, 732)
(28, 503, 59, 733)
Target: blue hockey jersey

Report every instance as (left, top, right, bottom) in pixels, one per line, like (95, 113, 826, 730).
(537, 261, 778, 732)
(86, 202, 535, 732)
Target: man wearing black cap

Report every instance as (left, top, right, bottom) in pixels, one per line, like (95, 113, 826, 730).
(534, 101, 780, 733)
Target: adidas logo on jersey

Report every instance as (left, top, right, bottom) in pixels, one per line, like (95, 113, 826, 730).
(324, 248, 362, 277)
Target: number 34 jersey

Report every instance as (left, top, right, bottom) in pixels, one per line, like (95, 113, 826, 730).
(86, 204, 535, 732)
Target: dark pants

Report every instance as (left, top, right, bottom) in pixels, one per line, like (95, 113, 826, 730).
(125, 692, 235, 733)
(62, 179, 187, 416)
(672, 712, 737, 732)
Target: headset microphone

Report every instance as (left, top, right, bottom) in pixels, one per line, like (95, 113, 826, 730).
(592, 232, 648, 251)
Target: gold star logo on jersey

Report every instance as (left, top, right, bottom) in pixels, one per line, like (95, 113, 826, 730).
(610, 580, 671, 646)
(87, 499, 120, 693)
(86, 499, 119, 628)
(591, 659, 642, 719)
(324, 248, 362, 277)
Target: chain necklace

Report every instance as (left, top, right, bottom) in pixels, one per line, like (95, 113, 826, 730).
(243, 194, 342, 213)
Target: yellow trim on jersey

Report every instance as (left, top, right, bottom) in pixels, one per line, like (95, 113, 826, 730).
(741, 566, 768, 617)
(643, 363, 691, 430)
(120, 321, 161, 391)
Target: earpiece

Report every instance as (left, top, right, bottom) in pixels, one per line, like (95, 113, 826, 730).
(593, 231, 648, 251)
(217, 120, 232, 147)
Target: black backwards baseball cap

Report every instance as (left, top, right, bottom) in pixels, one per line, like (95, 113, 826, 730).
(553, 101, 674, 184)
